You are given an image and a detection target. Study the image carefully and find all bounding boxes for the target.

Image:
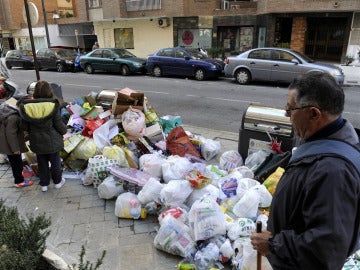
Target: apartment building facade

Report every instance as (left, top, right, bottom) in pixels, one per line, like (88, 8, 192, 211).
(1, 0, 359, 63)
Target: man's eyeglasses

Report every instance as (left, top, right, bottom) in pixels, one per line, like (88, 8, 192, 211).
(284, 105, 320, 116)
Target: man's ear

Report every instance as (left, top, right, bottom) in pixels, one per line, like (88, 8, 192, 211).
(311, 107, 321, 119)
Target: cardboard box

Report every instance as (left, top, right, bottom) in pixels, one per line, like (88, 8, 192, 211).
(111, 92, 144, 115)
(145, 122, 164, 142)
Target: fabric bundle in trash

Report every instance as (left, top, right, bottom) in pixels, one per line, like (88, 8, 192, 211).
(166, 126, 200, 158)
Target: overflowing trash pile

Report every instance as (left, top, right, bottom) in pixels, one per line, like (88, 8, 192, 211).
(22, 87, 359, 270)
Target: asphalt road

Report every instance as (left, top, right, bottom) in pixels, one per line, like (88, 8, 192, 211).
(8, 68, 360, 133)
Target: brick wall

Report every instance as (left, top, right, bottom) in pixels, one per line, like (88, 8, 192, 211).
(290, 16, 307, 53)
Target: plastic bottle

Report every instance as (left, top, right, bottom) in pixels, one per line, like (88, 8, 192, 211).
(177, 262, 196, 270)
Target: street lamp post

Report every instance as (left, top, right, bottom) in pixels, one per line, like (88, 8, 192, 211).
(41, 0, 50, 48)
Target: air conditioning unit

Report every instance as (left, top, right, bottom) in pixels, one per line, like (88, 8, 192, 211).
(222, 0, 229, 9)
(158, 18, 170, 28)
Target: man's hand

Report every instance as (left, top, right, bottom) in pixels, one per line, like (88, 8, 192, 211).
(250, 230, 272, 256)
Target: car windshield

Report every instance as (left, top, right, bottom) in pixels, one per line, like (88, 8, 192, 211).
(290, 50, 314, 63)
(54, 49, 76, 57)
(186, 49, 208, 60)
(22, 50, 33, 56)
(113, 49, 136, 58)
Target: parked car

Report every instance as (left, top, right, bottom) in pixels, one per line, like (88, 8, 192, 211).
(5, 50, 34, 69)
(146, 46, 225, 81)
(224, 47, 345, 85)
(36, 48, 77, 72)
(79, 48, 146, 75)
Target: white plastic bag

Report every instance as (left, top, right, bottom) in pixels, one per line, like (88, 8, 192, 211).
(242, 241, 273, 270)
(139, 153, 166, 179)
(93, 119, 117, 151)
(98, 175, 124, 199)
(122, 107, 146, 138)
(153, 215, 196, 258)
(232, 188, 260, 218)
(188, 196, 227, 241)
(160, 180, 193, 208)
(227, 218, 256, 240)
(137, 177, 163, 204)
(199, 137, 221, 161)
(186, 184, 221, 208)
(114, 192, 142, 219)
(161, 155, 193, 183)
(219, 150, 243, 172)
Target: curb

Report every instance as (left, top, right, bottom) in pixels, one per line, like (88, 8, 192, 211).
(42, 249, 68, 270)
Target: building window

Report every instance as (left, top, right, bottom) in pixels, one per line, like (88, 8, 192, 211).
(114, 28, 134, 49)
(89, 0, 102, 8)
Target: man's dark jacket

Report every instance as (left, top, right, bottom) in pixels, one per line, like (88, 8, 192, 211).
(267, 120, 360, 270)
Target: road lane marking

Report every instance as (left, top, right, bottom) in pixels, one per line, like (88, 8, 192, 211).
(65, 84, 101, 88)
(187, 94, 260, 104)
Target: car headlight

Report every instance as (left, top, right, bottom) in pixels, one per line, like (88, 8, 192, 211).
(329, 69, 342, 76)
(133, 62, 143, 67)
(210, 64, 216, 69)
(65, 60, 73, 64)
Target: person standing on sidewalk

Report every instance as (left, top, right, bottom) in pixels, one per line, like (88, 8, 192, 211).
(18, 80, 67, 192)
(0, 98, 33, 187)
(92, 41, 99, 50)
(250, 72, 360, 269)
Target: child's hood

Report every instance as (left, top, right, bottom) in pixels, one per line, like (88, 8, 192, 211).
(19, 98, 59, 122)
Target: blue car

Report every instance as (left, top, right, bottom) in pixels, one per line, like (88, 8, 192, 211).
(146, 47, 225, 81)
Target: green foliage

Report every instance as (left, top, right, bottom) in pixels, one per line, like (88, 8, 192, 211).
(68, 245, 106, 270)
(207, 47, 225, 59)
(0, 200, 51, 270)
(344, 55, 354, 65)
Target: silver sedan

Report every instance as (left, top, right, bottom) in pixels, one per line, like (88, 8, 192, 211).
(224, 47, 344, 85)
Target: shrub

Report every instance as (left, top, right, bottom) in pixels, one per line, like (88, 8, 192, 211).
(68, 245, 106, 270)
(207, 47, 225, 59)
(0, 200, 51, 270)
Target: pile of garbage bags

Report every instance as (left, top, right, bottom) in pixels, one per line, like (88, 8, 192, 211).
(22, 87, 359, 270)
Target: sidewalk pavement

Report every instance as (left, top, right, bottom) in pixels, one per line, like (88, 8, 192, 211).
(0, 125, 238, 270)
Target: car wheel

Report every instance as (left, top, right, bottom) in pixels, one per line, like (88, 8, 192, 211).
(194, 68, 206, 81)
(5, 62, 11, 69)
(235, 69, 251, 85)
(152, 66, 162, 77)
(56, 63, 65, 72)
(121, 65, 130, 76)
(85, 64, 94, 74)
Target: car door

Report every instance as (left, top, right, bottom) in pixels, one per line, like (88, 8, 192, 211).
(246, 49, 272, 82)
(173, 48, 192, 76)
(35, 49, 47, 69)
(270, 50, 302, 83)
(87, 50, 103, 70)
(102, 49, 118, 72)
(157, 48, 175, 75)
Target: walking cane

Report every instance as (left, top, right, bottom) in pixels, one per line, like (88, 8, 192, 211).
(256, 221, 262, 270)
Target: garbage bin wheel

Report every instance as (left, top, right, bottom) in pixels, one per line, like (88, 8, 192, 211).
(235, 68, 251, 85)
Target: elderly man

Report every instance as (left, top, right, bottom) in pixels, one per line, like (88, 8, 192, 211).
(250, 72, 360, 270)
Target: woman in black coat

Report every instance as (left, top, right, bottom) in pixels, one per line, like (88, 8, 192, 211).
(18, 81, 67, 192)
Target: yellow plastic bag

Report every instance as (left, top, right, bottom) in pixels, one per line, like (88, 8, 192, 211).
(102, 145, 128, 168)
(263, 167, 285, 195)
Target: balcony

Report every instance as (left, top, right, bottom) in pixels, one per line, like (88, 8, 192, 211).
(126, 0, 161, 11)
